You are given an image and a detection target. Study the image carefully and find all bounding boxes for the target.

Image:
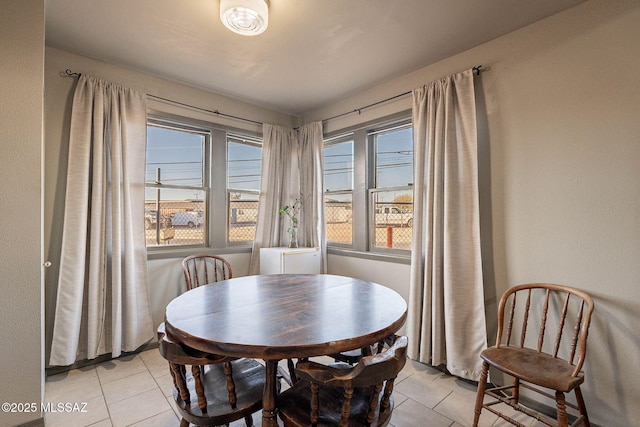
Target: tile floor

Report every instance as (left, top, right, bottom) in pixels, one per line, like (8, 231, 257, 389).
(44, 348, 541, 427)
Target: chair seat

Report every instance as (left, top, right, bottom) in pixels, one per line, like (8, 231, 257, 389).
(481, 346, 584, 392)
(278, 381, 394, 427)
(174, 358, 265, 426)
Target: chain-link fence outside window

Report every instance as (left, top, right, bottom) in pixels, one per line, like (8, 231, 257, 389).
(371, 196, 413, 250)
(229, 197, 258, 243)
(145, 199, 206, 246)
(325, 196, 352, 244)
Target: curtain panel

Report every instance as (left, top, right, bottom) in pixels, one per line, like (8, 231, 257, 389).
(249, 124, 299, 274)
(249, 122, 326, 274)
(297, 121, 327, 272)
(49, 75, 153, 366)
(408, 69, 487, 380)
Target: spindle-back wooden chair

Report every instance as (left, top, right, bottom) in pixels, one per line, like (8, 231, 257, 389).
(473, 283, 595, 427)
(182, 254, 232, 290)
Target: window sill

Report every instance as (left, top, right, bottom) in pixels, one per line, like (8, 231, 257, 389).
(146, 245, 410, 264)
(327, 247, 411, 265)
(146, 245, 252, 260)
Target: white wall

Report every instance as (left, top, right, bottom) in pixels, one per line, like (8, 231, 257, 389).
(0, 0, 45, 425)
(303, 1, 640, 425)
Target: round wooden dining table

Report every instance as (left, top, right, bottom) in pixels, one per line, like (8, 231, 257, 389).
(164, 273, 407, 427)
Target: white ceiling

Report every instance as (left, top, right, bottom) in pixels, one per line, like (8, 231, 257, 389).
(46, 0, 585, 115)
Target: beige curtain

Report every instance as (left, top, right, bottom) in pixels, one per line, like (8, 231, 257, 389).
(249, 124, 299, 274)
(249, 122, 327, 274)
(298, 121, 327, 272)
(49, 75, 153, 366)
(408, 69, 487, 381)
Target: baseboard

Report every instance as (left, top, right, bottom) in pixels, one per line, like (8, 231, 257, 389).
(17, 417, 44, 427)
(45, 340, 158, 376)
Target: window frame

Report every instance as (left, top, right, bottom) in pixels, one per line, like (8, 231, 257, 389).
(226, 133, 263, 246)
(145, 118, 210, 249)
(323, 133, 355, 248)
(323, 111, 413, 261)
(367, 121, 414, 255)
(145, 111, 262, 258)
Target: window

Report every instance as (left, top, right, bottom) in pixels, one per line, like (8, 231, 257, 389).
(324, 135, 354, 245)
(227, 135, 262, 243)
(145, 116, 261, 250)
(369, 124, 413, 251)
(145, 123, 207, 247)
(323, 116, 413, 255)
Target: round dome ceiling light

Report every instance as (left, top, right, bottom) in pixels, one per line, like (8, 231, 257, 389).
(220, 0, 269, 36)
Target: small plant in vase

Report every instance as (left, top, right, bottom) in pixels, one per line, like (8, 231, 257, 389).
(279, 197, 303, 248)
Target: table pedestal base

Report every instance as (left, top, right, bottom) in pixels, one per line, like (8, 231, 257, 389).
(262, 360, 279, 427)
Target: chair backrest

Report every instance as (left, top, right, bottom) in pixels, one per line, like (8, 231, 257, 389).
(296, 335, 408, 426)
(157, 323, 233, 366)
(336, 335, 408, 388)
(182, 254, 232, 290)
(157, 323, 264, 426)
(495, 283, 594, 377)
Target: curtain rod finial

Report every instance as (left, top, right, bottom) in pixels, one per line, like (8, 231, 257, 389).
(473, 65, 490, 76)
(62, 69, 81, 78)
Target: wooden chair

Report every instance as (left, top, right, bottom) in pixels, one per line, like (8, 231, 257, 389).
(473, 283, 595, 427)
(277, 335, 408, 427)
(182, 254, 233, 290)
(157, 324, 265, 426)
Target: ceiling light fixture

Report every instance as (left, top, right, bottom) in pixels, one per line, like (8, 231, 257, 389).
(220, 0, 269, 36)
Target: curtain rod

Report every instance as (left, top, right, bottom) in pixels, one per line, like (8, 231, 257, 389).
(147, 95, 263, 126)
(319, 65, 488, 125)
(62, 69, 263, 127)
(64, 65, 488, 128)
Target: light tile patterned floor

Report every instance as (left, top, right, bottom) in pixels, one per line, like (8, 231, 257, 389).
(44, 348, 540, 427)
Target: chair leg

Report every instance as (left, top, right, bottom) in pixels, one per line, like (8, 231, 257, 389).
(512, 378, 520, 404)
(555, 391, 569, 427)
(223, 361, 238, 408)
(179, 417, 189, 427)
(244, 414, 254, 426)
(276, 363, 292, 387)
(574, 386, 591, 427)
(287, 358, 297, 384)
(473, 361, 489, 427)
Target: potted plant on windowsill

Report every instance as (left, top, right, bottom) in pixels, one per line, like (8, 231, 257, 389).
(279, 197, 303, 248)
